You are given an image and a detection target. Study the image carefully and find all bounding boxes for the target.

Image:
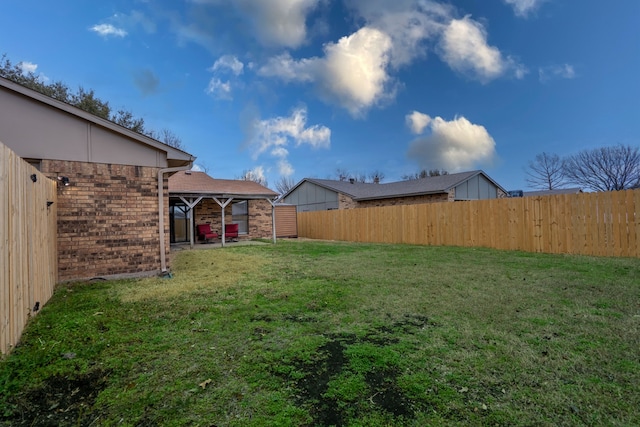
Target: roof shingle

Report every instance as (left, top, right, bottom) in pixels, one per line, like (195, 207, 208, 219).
(169, 171, 278, 198)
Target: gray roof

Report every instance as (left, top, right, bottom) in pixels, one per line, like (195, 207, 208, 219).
(293, 170, 505, 201)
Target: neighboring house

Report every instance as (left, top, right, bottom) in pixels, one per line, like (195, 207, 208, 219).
(168, 171, 278, 244)
(281, 170, 508, 212)
(0, 76, 195, 282)
(523, 188, 583, 197)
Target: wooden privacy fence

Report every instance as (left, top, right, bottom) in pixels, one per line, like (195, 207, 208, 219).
(1, 140, 58, 355)
(297, 189, 640, 258)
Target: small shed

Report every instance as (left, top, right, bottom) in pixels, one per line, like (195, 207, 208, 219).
(275, 204, 298, 238)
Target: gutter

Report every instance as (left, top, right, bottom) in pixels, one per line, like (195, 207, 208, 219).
(158, 165, 192, 273)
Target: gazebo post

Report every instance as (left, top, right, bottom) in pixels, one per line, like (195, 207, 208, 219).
(189, 198, 195, 249)
(213, 197, 233, 247)
(178, 196, 202, 249)
(268, 198, 277, 244)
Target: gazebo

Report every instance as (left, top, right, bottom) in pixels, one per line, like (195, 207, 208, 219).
(168, 171, 279, 247)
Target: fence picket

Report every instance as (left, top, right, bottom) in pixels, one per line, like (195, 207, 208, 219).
(297, 190, 640, 259)
(1, 141, 57, 355)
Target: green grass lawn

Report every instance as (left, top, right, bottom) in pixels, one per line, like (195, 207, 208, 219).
(1, 240, 639, 426)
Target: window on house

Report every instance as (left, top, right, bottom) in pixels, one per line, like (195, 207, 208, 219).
(24, 158, 42, 171)
(232, 200, 248, 234)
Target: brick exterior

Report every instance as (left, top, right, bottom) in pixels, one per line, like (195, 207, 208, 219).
(41, 160, 167, 281)
(248, 199, 274, 238)
(193, 199, 274, 240)
(194, 199, 231, 236)
(340, 187, 505, 209)
(343, 192, 450, 209)
(338, 193, 358, 209)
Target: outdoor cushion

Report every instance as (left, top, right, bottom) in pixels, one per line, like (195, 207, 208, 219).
(196, 224, 218, 242)
(225, 223, 239, 241)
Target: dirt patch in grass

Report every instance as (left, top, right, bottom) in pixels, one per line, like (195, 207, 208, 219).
(276, 314, 434, 426)
(1, 369, 109, 427)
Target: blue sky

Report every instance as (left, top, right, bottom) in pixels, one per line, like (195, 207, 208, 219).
(1, 0, 638, 191)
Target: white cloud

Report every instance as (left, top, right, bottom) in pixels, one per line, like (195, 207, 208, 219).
(438, 16, 525, 82)
(211, 55, 244, 76)
(18, 61, 38, 74)
(258, 3, 524, 115)
(539, 63, 576, 82)
(406, 113, 497, 172)
(205, 78, 232, 100)
(238, 0, 320, 48)
(277, 159, 295, 177)
(247, 166, 267, 182)
(259, 27, 394, 117)
(17, 61, 49, 82)
(406, 110, 432, 134)
(320, 27, 394, 116)
(271, 147, 289, 158)
(246, 107, 330, 177)
(206, 55, 245, 99)
(259, 53, 316, 82)
(90, 23, 128, 38)
(171, 0, 321, 50)
(503, 0, 546, 18)
(112, 10, 157, 34)
(344, 0, 451, 68)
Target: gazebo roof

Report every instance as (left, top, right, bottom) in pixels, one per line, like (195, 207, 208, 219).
(169, 171, 278, 199)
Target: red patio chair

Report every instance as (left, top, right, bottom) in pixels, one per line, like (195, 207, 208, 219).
(224, 223, 239, 242)
(196, 224, 218, 243)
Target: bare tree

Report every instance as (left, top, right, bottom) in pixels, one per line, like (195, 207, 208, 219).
(525, 152, 566, 190)
(563, 144, 640, 191)
(275, 176, 296, 195)
(237, 169, 268, 187)
(402, 169, 448, 180)
(333, 169, 388, 183)
(335, 168, 350, 182)
(369, 170, 385, 183)
(147, 128, 184, 150)
(353, 173, 368, 183)
(194, 161, 210, 174)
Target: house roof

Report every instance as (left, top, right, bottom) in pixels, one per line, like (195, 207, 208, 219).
(288, 170, 507, 201)
(523, 187, 583, 197)
(0, 76, 195, 168)
(169, 171, 278, 199)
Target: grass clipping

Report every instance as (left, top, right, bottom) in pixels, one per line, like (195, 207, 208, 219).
(117, 250, 268, 302)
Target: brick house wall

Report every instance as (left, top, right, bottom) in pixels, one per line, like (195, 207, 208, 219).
(41, 159, 167, 282)
(194, 199, 232, 236)
(248, 199, 274, 238)
(356, 192, 451, 208)
(340, 187, 507, 209)
(338, 193, 358, 209)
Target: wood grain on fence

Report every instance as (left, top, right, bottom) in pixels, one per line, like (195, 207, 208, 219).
(297, 190, 640, 258)
(1, 140, 57, 355)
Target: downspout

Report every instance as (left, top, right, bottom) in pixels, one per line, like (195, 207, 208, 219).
(158, 166, 191, 273)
